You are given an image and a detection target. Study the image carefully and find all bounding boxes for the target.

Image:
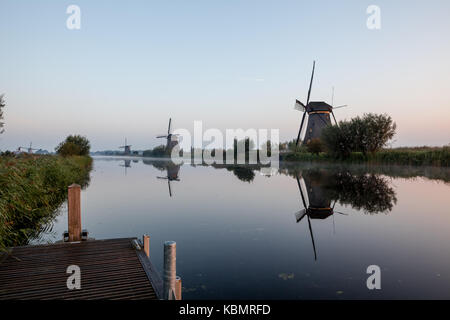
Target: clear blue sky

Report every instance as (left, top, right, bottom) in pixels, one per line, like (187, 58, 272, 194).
(1, 0, 449, 151)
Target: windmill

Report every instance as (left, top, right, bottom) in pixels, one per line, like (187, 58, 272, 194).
(119, 138, 132, 155)
(156, 118, 179, 153)
(294, 61, 347, 145)
(157, 162, 181, 197)
(294, 171, 347, 261)
(19, 142, 39, 154)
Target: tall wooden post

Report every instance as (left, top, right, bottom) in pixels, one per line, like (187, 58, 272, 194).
(143, 235, 150, 258)
(175, 276, 182, 300)
(163, 241, 176, 300)
(68, 184, 81, 242)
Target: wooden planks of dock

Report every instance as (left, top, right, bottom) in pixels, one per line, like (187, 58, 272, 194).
(0, 238, 162, 300)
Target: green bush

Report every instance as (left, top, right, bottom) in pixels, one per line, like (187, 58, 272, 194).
(56, 135, 90, 156)
(143, 145, 167, 157)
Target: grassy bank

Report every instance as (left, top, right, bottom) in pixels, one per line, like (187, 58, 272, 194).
(0, 155, 92, 250)
(281, 146, 450, 167)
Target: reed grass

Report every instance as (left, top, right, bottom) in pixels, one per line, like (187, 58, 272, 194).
(281, 146, 450, 167)
(0, 155, 92, 250)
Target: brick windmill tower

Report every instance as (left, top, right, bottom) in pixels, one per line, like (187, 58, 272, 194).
(294, 61, 347, 145)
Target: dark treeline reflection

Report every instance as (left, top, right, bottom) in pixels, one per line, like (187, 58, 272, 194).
(211, 164, 256, 182)
(282, 166, 398, 214)
(139, 159, 397, 213)
(207, 163, 398, 214)
(291, 168, 398, 214)
(324, 171, 397, 214)
(116, 158, 450, 213)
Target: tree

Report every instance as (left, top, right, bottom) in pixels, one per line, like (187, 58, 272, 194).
(262, 140, 272, 157)
(355, 113, 396, 154)
(143, 145, 166, 157)
(56, 135, 90, 156)
(321, 121, 354, 158)
(306, 138, 324, 155)
(0, 94, 5, 134)
(321, 113, 396, 158)
(232, 138, 255, 163)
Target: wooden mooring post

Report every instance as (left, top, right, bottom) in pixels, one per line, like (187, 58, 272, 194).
(175, 276, 182, 300)
(68, 184, 81, 242)
(163, 241, 182, 300)
(143, 234, 150, 257)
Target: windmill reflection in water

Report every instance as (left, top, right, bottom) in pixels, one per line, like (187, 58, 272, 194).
(157, 162, 181, 197)
(294, 172, 348, 261)
(119, 159, 132, 175)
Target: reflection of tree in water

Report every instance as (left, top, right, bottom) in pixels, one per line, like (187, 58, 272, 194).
(207, 163, 257, 183)
(227, 166, 255, 183)
(324, 171, 397, 214)
(143, 159, 166, 171)
(289, 167, 397, 215)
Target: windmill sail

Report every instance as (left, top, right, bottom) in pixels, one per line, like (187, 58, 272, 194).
(294, 99, 306, 112)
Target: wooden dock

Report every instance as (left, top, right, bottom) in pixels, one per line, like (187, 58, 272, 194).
(0, 184, 181, 300)
(0, 238, 163, 300)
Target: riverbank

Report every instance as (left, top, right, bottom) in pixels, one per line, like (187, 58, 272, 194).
(0, 155, 92, 250)
(281, 146, 450, 167)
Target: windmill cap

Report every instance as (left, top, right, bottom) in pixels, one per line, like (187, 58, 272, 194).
(307, 101, 333, 112)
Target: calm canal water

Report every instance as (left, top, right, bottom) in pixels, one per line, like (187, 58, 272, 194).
(34, 157, 450, 299)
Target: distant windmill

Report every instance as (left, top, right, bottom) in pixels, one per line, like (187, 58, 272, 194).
(156, 118, 179, 152)
(119, 138, 132, 155)
(294, 173, 347, 261)
(157, 162, 181, 197)
(294, 61, 347, 145)
(19, 142, 39, 154)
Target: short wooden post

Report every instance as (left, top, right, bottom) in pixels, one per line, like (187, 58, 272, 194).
(68, 184, 81, 242)
(163, 241, 176, 300)
(143, 235, 150, 258)
(175, 276, 182, 300)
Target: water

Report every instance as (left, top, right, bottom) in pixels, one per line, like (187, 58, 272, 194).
(34, 157, 450, 299)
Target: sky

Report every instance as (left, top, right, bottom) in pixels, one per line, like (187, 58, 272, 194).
(1, 0, 449, 151)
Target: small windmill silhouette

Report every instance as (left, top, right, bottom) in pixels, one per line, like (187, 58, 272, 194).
(19, 142, 39, 154)
(119, 138, 132, 155)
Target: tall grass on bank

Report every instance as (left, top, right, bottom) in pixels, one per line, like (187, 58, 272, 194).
(0, 155, 92, 250)
(281, 146, 450, 167)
